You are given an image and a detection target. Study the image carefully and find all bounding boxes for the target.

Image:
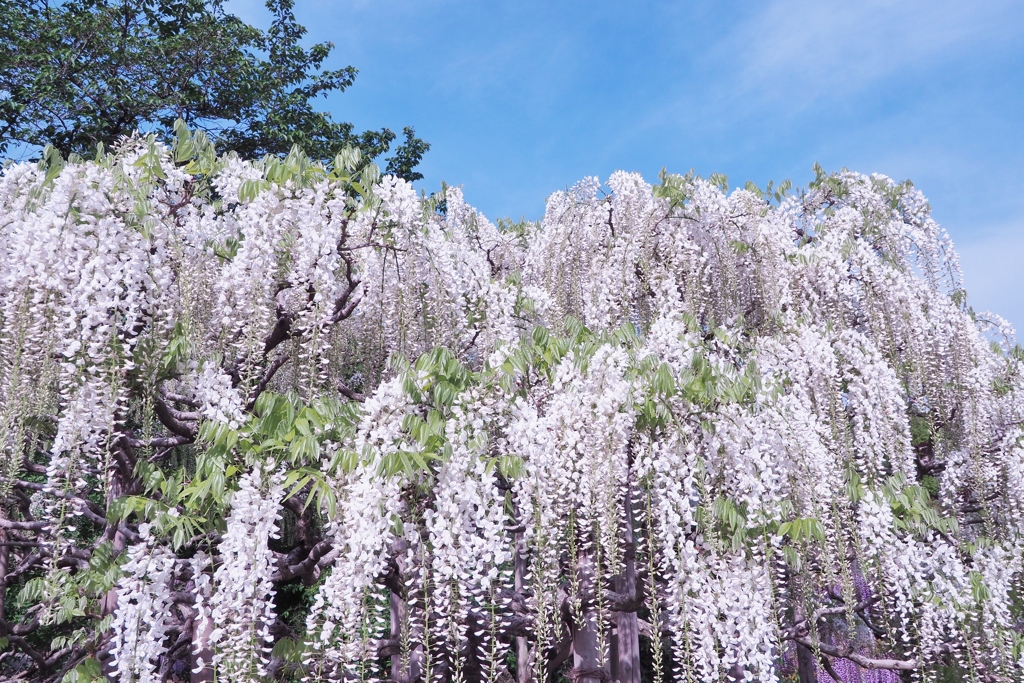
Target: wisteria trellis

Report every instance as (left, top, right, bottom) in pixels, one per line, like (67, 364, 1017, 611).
(0, 129, 1022, 683)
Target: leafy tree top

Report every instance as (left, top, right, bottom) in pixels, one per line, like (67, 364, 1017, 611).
(0, 0, 429, 179)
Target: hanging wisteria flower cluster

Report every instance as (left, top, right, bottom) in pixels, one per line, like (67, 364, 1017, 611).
(1, 127, 1022, 683)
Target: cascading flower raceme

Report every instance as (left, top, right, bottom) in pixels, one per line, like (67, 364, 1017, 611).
(1, 133, 1022, 682)
(108, 525, 177, 683)
(206, 462, 285, 682)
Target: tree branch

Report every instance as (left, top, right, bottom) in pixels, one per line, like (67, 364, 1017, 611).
(272, 538, 335, 583)
(246, 351, 290, 411)
(337, 378, 365, 402)
(153, 394, 197, 439)
(790, 635, 918, 671)
(0, 519, 47, 531)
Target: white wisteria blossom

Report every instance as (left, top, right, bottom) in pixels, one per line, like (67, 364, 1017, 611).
(1, 132, 1022, 683)
(206, 463, 285, 682)
(108, 525, 177, 683)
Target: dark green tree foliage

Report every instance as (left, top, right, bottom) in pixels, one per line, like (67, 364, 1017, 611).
(0, 0, 429, 179)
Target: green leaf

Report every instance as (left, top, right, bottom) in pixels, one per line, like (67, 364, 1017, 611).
(782, 546, 802, 570)
(779, 516, 826, 543)
(62, 656, 103, 683)
(239, 179, 271, 203)
(270, 636, 307, 663)
(653, 362, 675, 395)
(42, 145, 64, 184)
(969, 571, 990, 602)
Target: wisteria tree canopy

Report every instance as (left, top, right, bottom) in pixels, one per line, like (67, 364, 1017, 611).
(0, 127, 1022, 683)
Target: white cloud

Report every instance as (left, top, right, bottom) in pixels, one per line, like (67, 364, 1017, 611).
(625, 0, 1024, 142)
(726, 0, 1021, 103)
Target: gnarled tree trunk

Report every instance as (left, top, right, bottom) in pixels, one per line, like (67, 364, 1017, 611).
(514, 529, 533, 683)
(389, 538, 425, 683)
(571, 552, 607, 683)
(610, 487, 641, 683)
(797, 642, 817, 683)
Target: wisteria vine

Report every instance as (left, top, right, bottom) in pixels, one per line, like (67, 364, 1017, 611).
(0, 129, 1022, 683)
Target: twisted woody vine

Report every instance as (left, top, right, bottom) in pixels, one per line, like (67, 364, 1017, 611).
(0, 124, 1022, 682)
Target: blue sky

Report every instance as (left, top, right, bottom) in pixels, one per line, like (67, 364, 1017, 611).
(229, 0, 1024, 331)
